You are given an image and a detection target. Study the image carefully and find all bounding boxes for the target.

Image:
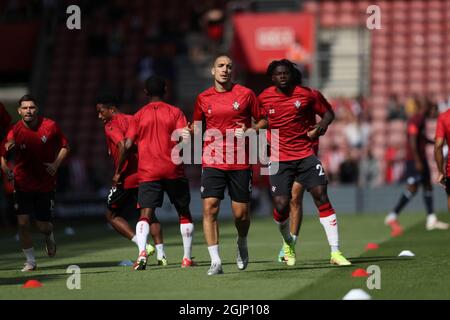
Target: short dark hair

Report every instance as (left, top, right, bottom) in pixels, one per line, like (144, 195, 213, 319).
(145, 76, 166, 97)
(96, 93, 119, 108)
(266, 59, 302, 85)
(18, 94, 37, 106)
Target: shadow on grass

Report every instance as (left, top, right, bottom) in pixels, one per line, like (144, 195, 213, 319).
(0, 270, 113, 286)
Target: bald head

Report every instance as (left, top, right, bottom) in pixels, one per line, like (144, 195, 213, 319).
(211, 56, 233, 88)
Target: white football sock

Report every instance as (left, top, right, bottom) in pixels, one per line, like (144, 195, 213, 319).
(427, 213, 437, 225)
(320, 214, 340, 253)
(135, 221, 149, 253)
(208, 245, 221, 264)
(156, 244, 165, 260)
(23, 247, 36, 264)
(292, 234, 298, 244)
(180, 223, 194, 259)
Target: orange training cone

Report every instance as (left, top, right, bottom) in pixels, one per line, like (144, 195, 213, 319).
(23, 280, 42, 288)
(351, 269, 369, 277)
(365, 243, 379, 251)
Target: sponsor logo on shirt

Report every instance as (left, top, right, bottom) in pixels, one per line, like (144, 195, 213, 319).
(41, 135, 47, 143)
(269, 109, 275, 114)
(232, 102, 240, 111)
(294, 100, 301, 109)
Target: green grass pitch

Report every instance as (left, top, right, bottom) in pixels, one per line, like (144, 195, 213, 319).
(1, 212, 449, 300)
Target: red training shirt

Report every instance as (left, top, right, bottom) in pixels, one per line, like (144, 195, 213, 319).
(193, 84, 261, 170)
(6, 117, 68, 192)
(127, 101, 186, 183)
(406, 113, 427, 161)
(258, 85, 329, 162)
(104, 113, 139, 189)
(435, 109, 450, 175)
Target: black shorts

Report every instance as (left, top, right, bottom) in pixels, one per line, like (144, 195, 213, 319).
(404, 160, 430, 185)
(138, 177, 190, 210)
(201, 168, 252, 203)
(446, 177, 450, 195)
(107, 187, 138, 215)
(14, 190, 55, 222)
(269, 155, 328, 197)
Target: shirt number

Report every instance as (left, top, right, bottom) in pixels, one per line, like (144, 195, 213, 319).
(316, 164, 325, 176)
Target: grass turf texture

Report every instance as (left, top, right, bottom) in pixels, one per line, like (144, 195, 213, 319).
(0, 212, 449, 300)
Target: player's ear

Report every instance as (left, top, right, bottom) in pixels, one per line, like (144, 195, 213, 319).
(211, 67, 216, 76)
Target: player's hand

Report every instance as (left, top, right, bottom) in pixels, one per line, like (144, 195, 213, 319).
(112, 172, 122, 187)
(235, 122, 247, 138)
(5, 141, 15, 152)
(308, 123, 327, 139)
(307, 126, 319, 139)
(181, 122, 193, 141)
(44, 162, 59, 176)
(437, 172, 446, 188)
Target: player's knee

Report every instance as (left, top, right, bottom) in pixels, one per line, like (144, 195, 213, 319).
(178, 209, 193, 224)
(309, 185, 328, 205)
(17, 220, 30, 230)
(36, 221, 52, 234)
(203, 199, 220, 217)
(273, 197, 289, 217)
(105, 211, 115, 222)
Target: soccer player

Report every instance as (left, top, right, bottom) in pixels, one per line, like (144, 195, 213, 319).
(1, 95, 69, 271)
(125, 76, 195, 270)
(96, 96, 159, 259)
(186, 55, 265, 275)
(386, 101, 449, 236)
(435, 108, 450, 211)
(276, 86, 334, 263)
(258, 59, 351, 267)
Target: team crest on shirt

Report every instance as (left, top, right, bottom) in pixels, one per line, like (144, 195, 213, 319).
(294, 100, 301, 109)
(207, 105, 212, 114)
(232, 102, 240, 111)
(41, 135, 47, 143)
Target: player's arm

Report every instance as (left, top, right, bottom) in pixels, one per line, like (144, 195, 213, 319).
(190, 96, 205, 135)
(308, 92, 335, 139)
(113, 140, 128, 186)
(248, 91, 268, 133)
(1, 155, 13, 181)
(44, 125, 70, 176)
(434, 116, 446, 186)
(45, 146, 69, 176)
(124, 114, 138, 151)
(434, 137, 446, 187)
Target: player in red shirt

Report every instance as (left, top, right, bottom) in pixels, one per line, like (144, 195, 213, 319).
(125, 76, 195, 270)
(185, 55, 266, 275)
(386, 102, 448, 235)
(435, 108, 450, 213)
(1, 95, 69, 272)
(274, 74, 335, 262)
(259, 59, 351, 267)
(96, 95, 160, 260)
